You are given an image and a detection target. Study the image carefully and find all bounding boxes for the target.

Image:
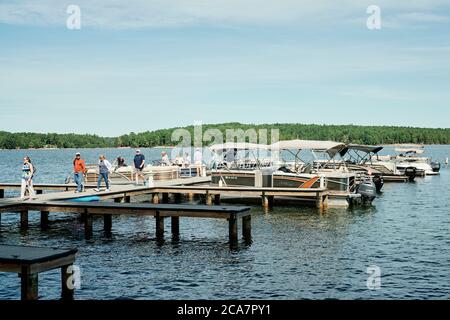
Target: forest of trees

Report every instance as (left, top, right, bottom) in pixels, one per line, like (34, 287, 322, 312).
(1, 123, 449, 149)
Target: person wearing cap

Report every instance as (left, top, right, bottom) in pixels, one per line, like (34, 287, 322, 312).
(133, 149, 145, 184)
(73, 152, 86, 192)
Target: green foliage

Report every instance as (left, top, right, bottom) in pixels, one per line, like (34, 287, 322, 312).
(0, 123, 449, 149)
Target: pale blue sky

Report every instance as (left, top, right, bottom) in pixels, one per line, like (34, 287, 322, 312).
(1, 0, 449, 135)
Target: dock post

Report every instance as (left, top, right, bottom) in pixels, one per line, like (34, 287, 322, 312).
(162, 193, 169, 203)
(0, 189, 4, 198)
(268, 196, 275, 207)
(174, 193, 182, 204)
(214, 194, 221, 205)
(188, 193, 194, 202)
(228, 214, 238, 245)
(206, 192, 213, 206)
(40, 211, 49, 229)
(152, 193, 160, 204)
(20, 266, 38, 300)
(155, 212, 164, 240)
(20, 210, 28, 229)
(316, 192, 324, 209)
(262, 194, 269, 209)
(84, 213, 93, 239)
(104, 214, 112, 233)
(323, 193, 329, 210)
(171, 216, 180, 238)
(61, 265, 75, 300)
(242, 215, 251, 242)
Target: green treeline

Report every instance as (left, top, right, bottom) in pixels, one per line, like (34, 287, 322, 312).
(1, 123, 449, 149)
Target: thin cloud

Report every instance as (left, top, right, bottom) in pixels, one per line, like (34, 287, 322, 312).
(0, 0, 449, 29)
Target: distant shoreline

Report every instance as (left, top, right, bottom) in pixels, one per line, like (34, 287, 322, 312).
(1, 144, 450, 151)
(1, 123, 450, 149)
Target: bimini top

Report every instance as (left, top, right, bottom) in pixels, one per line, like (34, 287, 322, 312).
(395, 148, 425, 155)
(209, 142, 269, 152)
(270, 140, 346, 157)
(346, 144, 384, 154)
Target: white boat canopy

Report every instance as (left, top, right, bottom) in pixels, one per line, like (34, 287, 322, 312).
(209, 142, 269, 152)
(395, 148, 425, 154)
(270, 140, 346, 157)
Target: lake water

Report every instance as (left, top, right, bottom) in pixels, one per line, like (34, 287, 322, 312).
(0, 146, 449, 300)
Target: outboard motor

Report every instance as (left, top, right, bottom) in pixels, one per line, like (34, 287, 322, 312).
(372, 175, 384, 193)
(356, 179, 377, 204)
(431, 162, 441, 173)
(404, 167, 417, 182)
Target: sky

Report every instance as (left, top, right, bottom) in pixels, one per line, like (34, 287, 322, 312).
(0, 0, 449, 136)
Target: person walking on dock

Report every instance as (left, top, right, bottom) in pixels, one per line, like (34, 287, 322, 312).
(133, 149, 145, 185)
(94, 155, 112, 192)
(73, 152, 86, 193)
(20, 156, 36, 200)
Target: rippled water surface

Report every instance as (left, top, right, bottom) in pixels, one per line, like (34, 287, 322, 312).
(0, 146, 449, 300)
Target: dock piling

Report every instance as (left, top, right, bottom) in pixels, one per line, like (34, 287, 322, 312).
(20, 210, 28, 229)
(206, 192, 213, 205)
(214, 194, 221, 205)
(40, 211, 49, 229)
(155, 212, 164, 240)
(171, 216, 180, 238)
(104, 214, 112, 233)
(242, 215, 251, 241)
(152, 193, 160, 204)
(61, 265, 75, 300)
(228, 214, 238, 245)
(84, 213, 93, 238)
(20, 266, 38, 300)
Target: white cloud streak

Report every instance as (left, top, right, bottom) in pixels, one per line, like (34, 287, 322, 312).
(0, 0, 449, 29)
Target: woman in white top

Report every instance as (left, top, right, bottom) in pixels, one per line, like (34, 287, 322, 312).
(20, 156, 37, 200)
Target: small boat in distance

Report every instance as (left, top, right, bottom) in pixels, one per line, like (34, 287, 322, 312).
(373, 145, 440, 177)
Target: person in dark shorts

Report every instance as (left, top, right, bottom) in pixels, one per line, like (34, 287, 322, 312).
(133, 149, 145, 184)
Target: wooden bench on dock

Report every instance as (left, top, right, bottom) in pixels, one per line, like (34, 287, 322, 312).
(0, 201, 252, 244)
(0, 245, 77, 300)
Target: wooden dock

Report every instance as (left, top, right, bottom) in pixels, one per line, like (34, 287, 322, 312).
(0, 175, 330, 245)
(0, 176, 329, 210)
(0, 245, 77, 300)
(0, 201, 251, 244)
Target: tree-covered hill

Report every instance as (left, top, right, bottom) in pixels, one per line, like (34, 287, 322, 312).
(1, 123, 449, 149)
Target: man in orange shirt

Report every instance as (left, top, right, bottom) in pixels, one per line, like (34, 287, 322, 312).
(73, 152, 86, 192)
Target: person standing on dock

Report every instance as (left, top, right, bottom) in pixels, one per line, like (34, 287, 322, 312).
(133, 149, 145, 185)
(94, 155, 112, 192)
(20, 156, 37, 200)
(194, 148, 203, 177)
(73, 152, 86, 193)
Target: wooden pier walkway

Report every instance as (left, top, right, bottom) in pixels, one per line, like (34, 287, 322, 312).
(0, 244, 77, 300)
(0, 175, 329, 244)
(0, 201, 251, 244)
